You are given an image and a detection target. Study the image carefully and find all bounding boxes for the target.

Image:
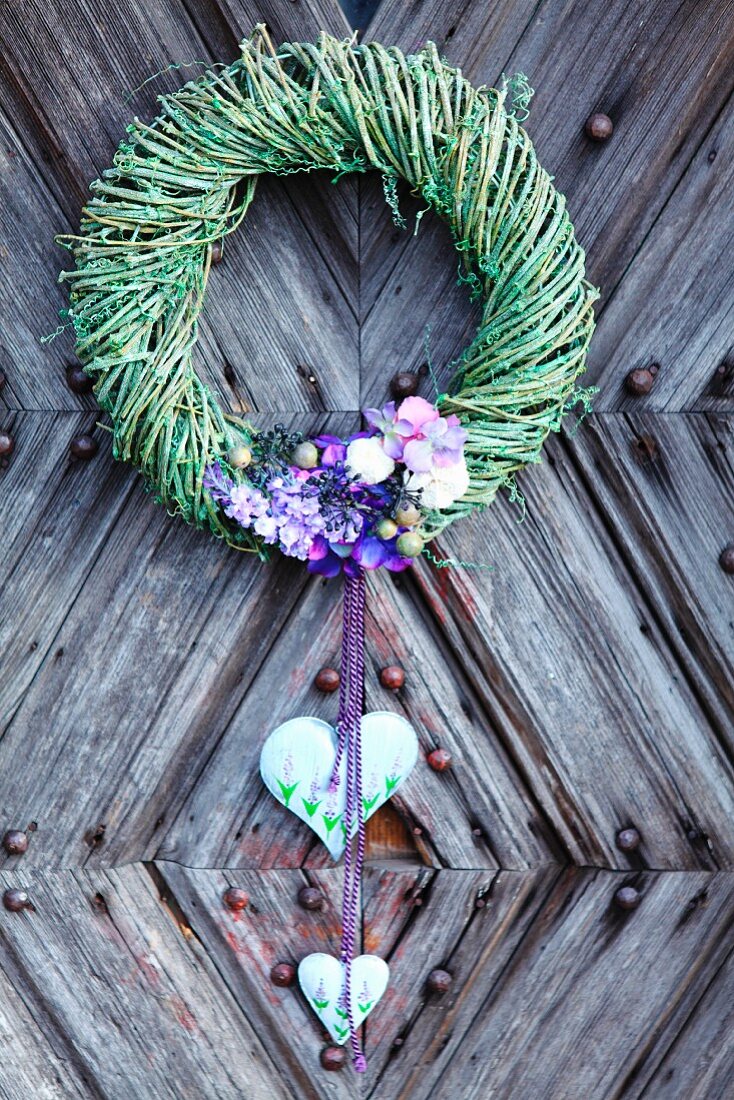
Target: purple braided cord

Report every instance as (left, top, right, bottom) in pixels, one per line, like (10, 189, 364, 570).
(338, 570, 367, 1073)
(328, 575, 353, 793)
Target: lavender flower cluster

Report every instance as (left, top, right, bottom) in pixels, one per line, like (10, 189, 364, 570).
(204, 396, 468, 576)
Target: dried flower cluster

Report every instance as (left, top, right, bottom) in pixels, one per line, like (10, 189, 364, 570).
(204, 397, 468, 574)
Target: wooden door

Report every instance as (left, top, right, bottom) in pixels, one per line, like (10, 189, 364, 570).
(1, 1, 734, 1096)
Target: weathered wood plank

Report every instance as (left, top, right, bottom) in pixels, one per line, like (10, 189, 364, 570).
(414, 431, 734, 870)
(0, 958, 90, 1098)
(0, 416, 358, 871)
(636, 942, 734, 1099)
(565, 413, 734, 748)
(589, 92, 734, 411)
(0, 0, 359, 412)
(366, 866, 559, 1097)
(0, 864, 292, 1099)
(0, 412, 131, 728)
(156, 863, 355, 1099)
(359, 0, 734, 407)
(378, 870, 734, 1100)
(362, 571, 560, 868)
(0, 116, 84, 412)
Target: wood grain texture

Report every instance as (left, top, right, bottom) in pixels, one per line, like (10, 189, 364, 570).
(414, 431, 734, 871)
(588, 92, 734, 412)
(638, 940, 734, 1099)
(0, 415, 357, 871)
(565, 413, 734, 749)
(418, 870, 734, 1100)
(156, 863, 355, 1100)
(0, 864, 292, 1099)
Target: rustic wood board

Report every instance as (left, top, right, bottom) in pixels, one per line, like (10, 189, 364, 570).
(565, 413, 734, 747)
(0, 864, 292, 1099)
(414, 431, 734, 871)
(588, 93, 734, 412)
(401, 869, 734, 1100)
(0, 415, 358, 871)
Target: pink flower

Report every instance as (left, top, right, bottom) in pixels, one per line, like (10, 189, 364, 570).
(396, 396, 440, 434)
(402, 414, 467, 473)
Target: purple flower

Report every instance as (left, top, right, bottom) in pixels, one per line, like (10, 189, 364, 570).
(312, 434, 347, 466)
(402, 415, 468, 473)
(225, 482, 270, 526)
(203, 461, 235, 503)
(307, 529, 413, 577)
(363, 402, 413, 460)
(307, 536, 362, 578)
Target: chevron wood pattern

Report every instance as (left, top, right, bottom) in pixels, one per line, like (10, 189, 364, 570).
(0, 0, 733, 1097)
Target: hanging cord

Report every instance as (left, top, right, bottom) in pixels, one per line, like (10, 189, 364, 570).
(328, 574, 354, 793)
(337, 569, 368, 1073)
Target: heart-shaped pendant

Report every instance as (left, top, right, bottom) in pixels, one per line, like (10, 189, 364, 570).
(259, 712, 418, 859)
(298, 953, 389, 1044)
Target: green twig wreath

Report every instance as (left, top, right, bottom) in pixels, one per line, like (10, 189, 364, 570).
(59, 26, 597, 553)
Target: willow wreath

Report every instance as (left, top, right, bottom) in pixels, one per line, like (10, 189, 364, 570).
(58, 26, 597, 564)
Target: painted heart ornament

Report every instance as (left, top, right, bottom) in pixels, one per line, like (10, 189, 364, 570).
(259, 712, 418, 859)
(298, 953, 389, 1044)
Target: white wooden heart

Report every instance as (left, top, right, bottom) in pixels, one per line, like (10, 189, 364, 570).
(259, 712, 418, 860)
(298, 952, 389, 1044)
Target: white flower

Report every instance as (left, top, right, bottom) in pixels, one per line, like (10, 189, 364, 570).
(406, 457, 469, 509)
(346, 436, 395, 484)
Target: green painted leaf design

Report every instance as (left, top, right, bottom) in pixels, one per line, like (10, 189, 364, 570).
(359, 1000, 374, 1014)
(334, 1006, 348, 1020)
(322, 813, 342, 834)
(312, 998, 330, 1011)
(362, 792, 380, 814)
(277, 779, 300, 807)
(385, 774, 402, 796)
(335, 1025, 349, 1040)
(302, 798, 322, 818)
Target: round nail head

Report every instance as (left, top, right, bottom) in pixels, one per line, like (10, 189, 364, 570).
(614, 885, 641, 911)
(222, 887, 249, 911)
(427, 968, 452, 994)
(380, 665, 405, 690)
(70, 434, 99, 460)
(625, 368, 654, 396)
(427, 748, 452, 772)
(390, 372, 419, 399)
(320, 1045, 346, 1071)
(585, 112, 614, 141)
(719, 546, 734, 575)
(3, 888, 31, 912)
(211, 239, 224, 265)
(2, 830, 28, 856)
(298, 886, 324, 911)
(270, 962, 296, 987)
(66, 364, 94, 394)
(615, 827, 641, 852)
(0, 431, 15, 457)
(314, 667, 340, 693)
